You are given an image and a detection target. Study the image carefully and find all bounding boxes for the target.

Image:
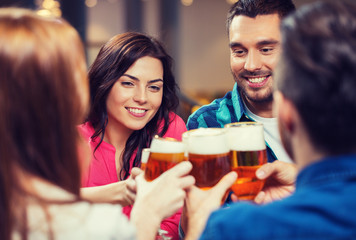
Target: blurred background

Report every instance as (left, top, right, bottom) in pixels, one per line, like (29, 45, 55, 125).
(0, 0, 329, 121)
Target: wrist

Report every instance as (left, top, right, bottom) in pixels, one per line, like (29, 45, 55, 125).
(131, 201, 162, 240)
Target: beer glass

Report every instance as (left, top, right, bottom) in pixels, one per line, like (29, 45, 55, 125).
(225, 122, 267, 200)
(183, 128, 230, 190)
(143, 140, 178, 239)
(144, 135, 185, 181)
(140, 148, 150, 170)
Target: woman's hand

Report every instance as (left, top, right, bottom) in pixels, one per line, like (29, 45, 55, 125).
(80, 169, 142, 206)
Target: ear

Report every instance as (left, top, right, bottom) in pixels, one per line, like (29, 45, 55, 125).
(273, 91, 298, 134)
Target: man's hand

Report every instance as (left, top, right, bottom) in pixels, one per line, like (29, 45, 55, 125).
(184, 172, 237, 240)
(254, 160, 297, 204)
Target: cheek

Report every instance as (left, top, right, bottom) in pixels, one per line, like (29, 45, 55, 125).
(266, 52, 281, 69)
(230, 57, 244, 72)
(150, 92, 163, 111)
(107, 86, 128, 107)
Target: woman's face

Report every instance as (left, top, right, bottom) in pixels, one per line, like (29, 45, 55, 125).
(106, 56, 164, 132)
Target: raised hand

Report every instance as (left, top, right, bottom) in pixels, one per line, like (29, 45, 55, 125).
(254, 160, 297, 204)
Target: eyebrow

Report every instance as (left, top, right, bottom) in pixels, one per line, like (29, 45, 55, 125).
(229, 40, 279, 49)
(122, 74, 163, 83)
(229, 42, 244, 49)
(256, 40, 279, 47)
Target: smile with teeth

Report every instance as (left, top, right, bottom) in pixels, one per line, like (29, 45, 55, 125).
(247, 76, 269, 83)
(127, 108, 147, 114)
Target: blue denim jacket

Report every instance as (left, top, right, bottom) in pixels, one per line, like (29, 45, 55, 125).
(199, 155, 356, 240)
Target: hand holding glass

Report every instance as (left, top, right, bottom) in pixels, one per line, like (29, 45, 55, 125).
(144, 136, 185, 181)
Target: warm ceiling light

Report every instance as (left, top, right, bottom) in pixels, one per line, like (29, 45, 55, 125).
(36, 0, 61, 17)
(181, 0, 193, 7)
(227, 0, 239, 4)
(85, 0, 97, 8)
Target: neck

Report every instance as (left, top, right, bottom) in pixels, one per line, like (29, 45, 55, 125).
(103, 119, 133, 180)
(291, 122, 325, 171)
(103, 119, 133, 151)
(242, 96, 274, 118)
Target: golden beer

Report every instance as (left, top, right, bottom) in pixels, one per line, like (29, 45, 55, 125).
(145, 152, 185, 181)
(183, 128, 230, 190)
(144, 136, 185, 181)
(189, 152, 231, 189)
(225, 122, 267, 200)
(230, 149, 267, 200)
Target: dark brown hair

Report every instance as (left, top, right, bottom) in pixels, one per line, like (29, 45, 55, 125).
(0, 8, 88, 240)
(277, 0, 356, 154)
(226, 0, 295, 34)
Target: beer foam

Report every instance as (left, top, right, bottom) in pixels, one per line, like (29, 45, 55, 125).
(183, 128, 229, 155)
(226, 124, 266, 151)
(150, 137, 185, 153)
(141, 148, 150, 163)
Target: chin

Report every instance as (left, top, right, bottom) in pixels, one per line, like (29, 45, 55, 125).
(127, 122, 150, 131)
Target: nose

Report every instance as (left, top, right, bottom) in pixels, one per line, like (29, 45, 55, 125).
(133, 86, 147, 104)
(244, 50, 262, 72)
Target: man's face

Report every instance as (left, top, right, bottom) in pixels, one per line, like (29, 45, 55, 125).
(229, 13, 281, 104)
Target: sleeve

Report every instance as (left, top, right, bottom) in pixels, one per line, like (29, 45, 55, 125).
(186, 107, 209, 130)
(87, 204, 137, 240)
(160, 208, 182, 240)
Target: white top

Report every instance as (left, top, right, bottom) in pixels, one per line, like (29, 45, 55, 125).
(12, 181, 136, 240)
(244, 103, 293, 163)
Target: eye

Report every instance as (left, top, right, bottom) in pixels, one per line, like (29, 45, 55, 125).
(148, 85, 162, 92)
(260, 47, 274, 55)
(121, 81, 134, 87)
(232, 49, 246, 57)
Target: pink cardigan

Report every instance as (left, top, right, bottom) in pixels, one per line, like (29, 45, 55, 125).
(79, 112, 187, 240)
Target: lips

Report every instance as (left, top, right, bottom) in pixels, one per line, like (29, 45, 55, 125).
(126, 107, 147, 117)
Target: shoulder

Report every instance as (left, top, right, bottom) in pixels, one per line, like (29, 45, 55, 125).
(58, 202, 135, 239)
(187, 91, 234, 130)
(83, 203, 136, 239)
(162, 112, 187, 141)
(200, 202, 287, 240)
(77, 122, 95, 141)
(26, 184, 136, 240)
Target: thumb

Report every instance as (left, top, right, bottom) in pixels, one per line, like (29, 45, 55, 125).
(256, 163, 272, 180)
(211, 171, 237, 198)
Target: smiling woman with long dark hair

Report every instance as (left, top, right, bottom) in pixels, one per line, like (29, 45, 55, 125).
(79, 32, 187, 239)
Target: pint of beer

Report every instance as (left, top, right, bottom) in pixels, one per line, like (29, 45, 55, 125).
(183, 128, 230, 190)
(144, 136, 185, 181)
(225, 122, 267, 200)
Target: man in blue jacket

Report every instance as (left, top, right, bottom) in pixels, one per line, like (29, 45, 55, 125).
(185, 0, 356, 239)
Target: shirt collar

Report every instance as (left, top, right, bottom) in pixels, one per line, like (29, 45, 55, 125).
(232, 83, 246, 121)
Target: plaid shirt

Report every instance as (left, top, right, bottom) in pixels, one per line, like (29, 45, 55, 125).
(186, 83, 277, 162)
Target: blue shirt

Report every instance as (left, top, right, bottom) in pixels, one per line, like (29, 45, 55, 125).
(186, 83, 277, 162)
(200, 155, 356, 240)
